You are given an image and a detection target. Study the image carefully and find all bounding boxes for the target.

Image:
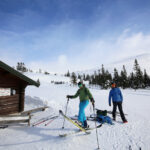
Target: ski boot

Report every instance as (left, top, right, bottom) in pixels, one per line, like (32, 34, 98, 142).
(123, 120, 128, 123)
(83, 120, 89, 129)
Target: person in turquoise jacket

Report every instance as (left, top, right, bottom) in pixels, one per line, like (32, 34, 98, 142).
(109, 82, 127, 123)
(67, 82, 95, 128)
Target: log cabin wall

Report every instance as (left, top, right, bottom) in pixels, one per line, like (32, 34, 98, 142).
(0, 68, 27, 115)
(0, 95, 19, 115)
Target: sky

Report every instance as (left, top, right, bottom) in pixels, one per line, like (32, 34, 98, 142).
(0, 0, 150, 73)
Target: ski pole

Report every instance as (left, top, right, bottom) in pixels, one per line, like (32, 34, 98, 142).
(32, 118, 49, 126)
(45, 116, 58, 126)
(32, 115, 56, 126)
(93, 105, 100, 149)
(62, 98, 69, 129)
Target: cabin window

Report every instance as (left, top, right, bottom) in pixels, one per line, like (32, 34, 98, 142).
(0, 88, 11, 96)
(10, 89, 16, 95)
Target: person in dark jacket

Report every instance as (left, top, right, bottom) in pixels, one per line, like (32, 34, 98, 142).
(109, 82, 127, 123)
(67, 82, 95, 128)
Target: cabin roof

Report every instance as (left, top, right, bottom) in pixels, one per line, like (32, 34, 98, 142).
(0, 61, 40, 87)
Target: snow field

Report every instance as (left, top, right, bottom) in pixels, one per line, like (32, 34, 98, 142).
(0, 73, 150, 150)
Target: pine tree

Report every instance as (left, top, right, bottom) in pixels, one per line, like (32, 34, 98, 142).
(66, 70, 70, 77)
(71, 72, 77, 85)
(113, 68, 120, 86)
(143, 69, 150, 88)
(133, 59, 144, 88)
(78, 74, 82, 80)
(120, 65, 128, 89)
(16, 62, 28, 72)
(100, 64, 109, 89)
(83, 74, 86, 81)
(85, 74, 90, 81)
(129, 72, 136, 89)
(105, 70, 112, 88)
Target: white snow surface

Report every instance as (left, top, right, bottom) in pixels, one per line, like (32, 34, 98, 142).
(0, 73, 150, 150)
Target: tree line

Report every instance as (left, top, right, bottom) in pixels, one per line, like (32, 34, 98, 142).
(16, 62, 50, 75)
(65, 59, 150, 89)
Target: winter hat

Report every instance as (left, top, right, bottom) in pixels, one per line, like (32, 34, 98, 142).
(111, 82, 116, 88)
(78, 82, 82, 86)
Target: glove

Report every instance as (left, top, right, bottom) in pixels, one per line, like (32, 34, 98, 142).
(90, 98, 95, 107)
(66, 95, 73, 99)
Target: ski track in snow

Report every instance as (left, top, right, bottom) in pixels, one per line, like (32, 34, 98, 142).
(0, 74, 150, 150)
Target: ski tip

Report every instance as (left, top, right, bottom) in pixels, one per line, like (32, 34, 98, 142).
(59, 110, 62, 114)
(86, 131, 91, 134)
(59, 134, 67, 137)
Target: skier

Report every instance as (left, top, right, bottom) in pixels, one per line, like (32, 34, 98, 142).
(67, 82, 95, 128)
(108, 82, 128, 123)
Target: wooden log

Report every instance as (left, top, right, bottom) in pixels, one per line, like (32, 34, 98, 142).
(0, 119, 29, 124)
(0, 112, 19, 116)
(0, 98, 19, 103)
(0, 115, 31, 126)
(0, 98, 19, 102)
(0, 112, 32, 117)
(0, 94, 19, 101)
(21, 106, 49, 115)
(0, 114, 22, 117)
(0, 105, 19, 111)
(0, 107, 19, 115)
(0, 101, 19, 108)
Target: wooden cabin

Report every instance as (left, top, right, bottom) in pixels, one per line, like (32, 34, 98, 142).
(0, 61, 40, 115)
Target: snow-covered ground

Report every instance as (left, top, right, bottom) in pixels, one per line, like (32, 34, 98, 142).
(0, 73, 150, 150)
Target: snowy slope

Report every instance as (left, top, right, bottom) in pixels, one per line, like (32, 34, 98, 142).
(0, 73, 150, 150)
(77, 53, 150, 75)
(107, 53, 150, 74)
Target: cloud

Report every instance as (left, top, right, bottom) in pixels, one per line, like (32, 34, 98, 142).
(58, 55, 67, 66)
(1, 26, 150, 73)
(112, 31, 150, 60)
(28, 54, 69, 73)
(62, 30, 150, 72)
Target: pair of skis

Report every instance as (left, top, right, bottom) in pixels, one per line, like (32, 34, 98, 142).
(32, 115, 58, 127)
(0, 125, 8, 129)
(59, 110, 102, 137)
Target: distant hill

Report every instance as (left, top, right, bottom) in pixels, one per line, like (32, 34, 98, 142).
(76, 53, 150, 75)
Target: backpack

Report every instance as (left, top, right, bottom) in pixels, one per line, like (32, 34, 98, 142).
(97, 115, 113, 125)
(96, 109, 107, 116)
(96, 109, 113, 125)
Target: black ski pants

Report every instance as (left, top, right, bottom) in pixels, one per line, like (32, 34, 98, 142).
(112, 101, 126, 122)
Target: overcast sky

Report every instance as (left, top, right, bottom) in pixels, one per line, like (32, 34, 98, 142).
(0, 0, 150, 73)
